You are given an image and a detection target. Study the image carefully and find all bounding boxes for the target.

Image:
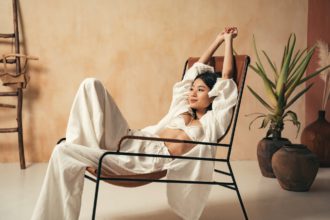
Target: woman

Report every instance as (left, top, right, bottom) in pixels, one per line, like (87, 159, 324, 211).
(31, 27, 238, 220)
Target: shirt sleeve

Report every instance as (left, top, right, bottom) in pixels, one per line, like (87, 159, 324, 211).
(168, 62, 215, 115)
(183, 62, 215, 81)
(202, 78, 238, 140)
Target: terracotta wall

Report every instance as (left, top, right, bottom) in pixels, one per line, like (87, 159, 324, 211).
(306, 0, 330, 124)
(0, 0, 308, 162)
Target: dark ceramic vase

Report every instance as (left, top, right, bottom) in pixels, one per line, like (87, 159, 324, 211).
(272, 144, 319, 192)
(301, 110, 330, 167)
(257, 137, 291, 178)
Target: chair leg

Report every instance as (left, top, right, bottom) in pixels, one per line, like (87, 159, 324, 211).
(227, 161, 248, 220)
(17, 88, 26, 169)
(17, 126, 25, 169)
(91, 178, 101, 220)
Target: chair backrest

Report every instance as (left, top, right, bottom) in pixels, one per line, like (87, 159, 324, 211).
(183, 55, 250, 156)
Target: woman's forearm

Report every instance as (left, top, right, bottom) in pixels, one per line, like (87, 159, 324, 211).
(198, 36, 224, 64)
(222, 37, 234, 79)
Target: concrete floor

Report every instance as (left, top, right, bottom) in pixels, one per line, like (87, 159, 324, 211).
(0, 161, 329, 220)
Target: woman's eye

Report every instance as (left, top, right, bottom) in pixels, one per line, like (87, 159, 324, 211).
(189, 87, 193, 91)
(198, 89, 204, 92)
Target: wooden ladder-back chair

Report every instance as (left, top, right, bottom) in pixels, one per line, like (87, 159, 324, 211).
(1, 0, 26, 169)
(58, 55, 250, 219)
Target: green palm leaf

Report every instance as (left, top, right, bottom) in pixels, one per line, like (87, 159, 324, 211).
(298, 64, 330, 85)
(255, 62, 276, 89)
(281, 46, 288, 70)
(285, 83, 314, 110)
(253, 35, 267, 75)
(287, 48, 308, 85)
(249, 64, 259, 73)
(277, 34, 296, 96)
(283, 110, 301, 137)
(248, 114, 266, 130)
(288, 48, 308, 79)
(247, 86, 274, 112)
(285, 46, 315, 99)
(250, 63, 277, 106)
(262, 50, 278, 80)
(260, 115, 271, 129)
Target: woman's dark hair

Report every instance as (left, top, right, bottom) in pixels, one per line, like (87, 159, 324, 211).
(194, 71, 219, 90)
(191, 71, 220, 119)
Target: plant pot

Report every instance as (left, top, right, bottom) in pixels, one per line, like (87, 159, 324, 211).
(301, 110, 330, 167)
(257, 137, 291, 178)
(272, 144, 319, 192)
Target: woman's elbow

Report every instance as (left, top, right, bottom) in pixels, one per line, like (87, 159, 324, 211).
(222, 69, 233, 79)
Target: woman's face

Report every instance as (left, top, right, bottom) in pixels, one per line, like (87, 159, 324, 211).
(188, 78, 213, 112)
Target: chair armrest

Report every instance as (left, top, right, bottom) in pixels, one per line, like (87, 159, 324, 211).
(116, 135, 230, 152)
(96, 150, 227, 178)
(95, 136, 229, 178)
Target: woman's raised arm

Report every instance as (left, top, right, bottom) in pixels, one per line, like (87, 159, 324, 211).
(198, 27, 238, 79)
(222, 27, 238, 79)
(198, 31, 225, 64)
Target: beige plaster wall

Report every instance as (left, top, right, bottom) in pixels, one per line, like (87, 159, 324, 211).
(0, 0, 308, 162)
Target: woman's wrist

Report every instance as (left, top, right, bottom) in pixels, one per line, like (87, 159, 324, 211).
(224, 34, 233, 42)
(215, 35, 225, 44)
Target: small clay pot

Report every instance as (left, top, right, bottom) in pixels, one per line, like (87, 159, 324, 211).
(257, 137, 291, 178)
(272, 144, 319, 192)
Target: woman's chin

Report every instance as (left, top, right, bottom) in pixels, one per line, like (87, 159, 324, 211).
(189, 104, 198, 109)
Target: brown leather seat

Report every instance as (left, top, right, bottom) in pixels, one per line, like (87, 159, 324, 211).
(86, 166, 167, 187)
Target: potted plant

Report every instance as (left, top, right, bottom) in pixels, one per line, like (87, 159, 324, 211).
(248, 33, 330, 179)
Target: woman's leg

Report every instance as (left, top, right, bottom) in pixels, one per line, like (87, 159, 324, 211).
(31, 78, 131, 219)
(31, 143, 90, 220)
(65, 78, 130, 150)
(31, 141, 135, 220)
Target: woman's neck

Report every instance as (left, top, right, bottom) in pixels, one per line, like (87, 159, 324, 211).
(195, 109, 206, 120)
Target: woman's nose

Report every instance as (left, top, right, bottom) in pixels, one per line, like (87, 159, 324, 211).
(190, 90, 197, 97)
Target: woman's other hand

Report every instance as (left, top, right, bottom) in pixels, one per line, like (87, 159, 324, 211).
(215, 30, 226, 43)
(224, 27, 238, 40)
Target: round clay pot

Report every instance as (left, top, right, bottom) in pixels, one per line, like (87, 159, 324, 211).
(301, 110, 330, 167)
(257, 137, 291, 178)
(272, 144, 319, 192)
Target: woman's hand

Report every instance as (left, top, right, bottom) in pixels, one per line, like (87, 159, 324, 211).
(223, 27, 238, 41)
(215, 30, 226, 43)
(198, 27, 238, 64)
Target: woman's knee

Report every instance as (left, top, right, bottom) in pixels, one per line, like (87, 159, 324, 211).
(51, 143, 70, 160)
(80, 77, 104, 91)
(51, 144, 81, 162)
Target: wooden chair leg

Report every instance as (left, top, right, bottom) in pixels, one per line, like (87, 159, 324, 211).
(18, 128, 25, 169)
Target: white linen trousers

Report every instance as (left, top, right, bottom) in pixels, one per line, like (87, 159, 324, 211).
(31, 78, 172, 220)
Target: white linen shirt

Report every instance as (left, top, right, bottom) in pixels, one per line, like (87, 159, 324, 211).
(141, 62, 238, 220)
